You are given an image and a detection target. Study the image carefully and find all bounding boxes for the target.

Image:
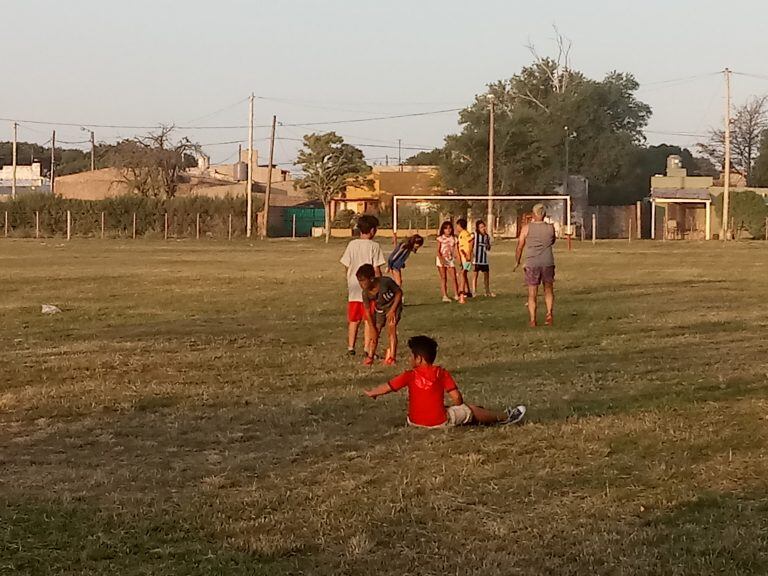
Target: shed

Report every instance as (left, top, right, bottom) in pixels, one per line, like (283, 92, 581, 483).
(650, 189, 712, 240)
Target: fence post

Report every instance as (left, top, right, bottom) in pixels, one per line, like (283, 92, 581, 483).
(591, 213, 596, 245)
(132, 212, 136, 240)
(196, 213, 200, 240)
(4, 211, 7, 238)
(66, 210, 71, 241)
(164, 212, 168, 240)
(765, 216, 768, 241)
(628, 218, 632, 243)
(228, 213, 233, 241)
(35, 211, 40, 239)
(292, 214, 296, 240)
(101, 212, 105, 239)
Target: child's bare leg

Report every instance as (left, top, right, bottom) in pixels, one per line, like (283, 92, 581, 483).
(392, 269, 402, 287)
(367, 325, 380, 358)
(387, 321, 398, 359)
(472, 270, 479, 295)
(348, 321, 360, 350)
(484, 270, 492, 296)
(468, 404, 506, 425)
(449, 269, 460, 297)
(438, 267, 448, 298)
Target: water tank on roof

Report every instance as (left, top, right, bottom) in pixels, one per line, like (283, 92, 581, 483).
(233, 161, 248, 182)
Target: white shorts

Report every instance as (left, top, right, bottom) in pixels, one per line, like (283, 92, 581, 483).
(407, 404, 474, 428)
(436, 257, 455, 268)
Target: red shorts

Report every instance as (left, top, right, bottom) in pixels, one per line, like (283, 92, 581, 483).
(524, 266, 556, 286)
(347, 301, 375, 322)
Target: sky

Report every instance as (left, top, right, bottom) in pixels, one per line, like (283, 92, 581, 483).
(4, 0, 768, 169)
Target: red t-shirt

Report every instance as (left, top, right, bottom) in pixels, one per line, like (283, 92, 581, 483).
(388, 365, 457, 427)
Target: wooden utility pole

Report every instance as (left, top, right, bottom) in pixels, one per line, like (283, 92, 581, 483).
(246, 93, 254, 238)
(50, 130, 56, 195)
(12, 122, 18, 198)
(398, 139, 402, 171)
(89, 130, 95, 171)
(262, 115, 277, 239)
(722, 68, 732, 241)
(487, 95, 495, 236)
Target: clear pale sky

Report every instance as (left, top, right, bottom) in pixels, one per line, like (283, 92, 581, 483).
(4, 0, 768, 167)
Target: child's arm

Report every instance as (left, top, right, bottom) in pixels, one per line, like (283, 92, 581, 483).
(365, 382, 393, 399)
(448, 388, 465, 406)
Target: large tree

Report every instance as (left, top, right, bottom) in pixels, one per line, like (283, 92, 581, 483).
(751, 132, 768, 187)
(294, 132, 370, 242)
(103, 126, 198, 199)
(697, 96, 768, 184)
(438, 49, 651, 205)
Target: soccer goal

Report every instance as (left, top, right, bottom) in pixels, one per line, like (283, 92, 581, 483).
(392, 195, 572, 236)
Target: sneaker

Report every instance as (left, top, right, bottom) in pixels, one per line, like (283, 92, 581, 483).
(486, 292, 496, 298)
(382, 357, 396, 366)
(453, 295, 460, 301)
(503, 405, 526, 425)
(362, 355, 375, 366)
(442, 296, 452, 303)
(347, 348, 356, 356)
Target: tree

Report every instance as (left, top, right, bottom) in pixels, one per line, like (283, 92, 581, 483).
(438, 54, 651, 205)
(697, 96, 768, 184)
(713, 190, 768, 238)
(102, 126, 199, 198)
(750, 130, 768, 187)
(294, 132, 370, 242)
(405, 148, 444, 166)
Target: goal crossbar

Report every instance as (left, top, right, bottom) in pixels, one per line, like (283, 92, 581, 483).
(392, 195, 572, 233)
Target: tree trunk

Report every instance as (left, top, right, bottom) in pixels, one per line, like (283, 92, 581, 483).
(324, 200, 331, 243)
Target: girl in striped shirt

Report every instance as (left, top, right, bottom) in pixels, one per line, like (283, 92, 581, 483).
(472, 220, 495, 297)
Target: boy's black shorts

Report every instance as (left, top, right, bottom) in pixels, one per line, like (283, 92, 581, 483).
(474, 264, 490, 273)
(375, 305, 402, 329)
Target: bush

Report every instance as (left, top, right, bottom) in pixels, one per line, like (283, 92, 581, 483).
(1, 193, 263, 239)
(331, 209, 356, 229)
(714, 190, 768, 239)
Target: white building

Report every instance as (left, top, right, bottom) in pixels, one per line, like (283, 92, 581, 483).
(0, 162, 49, 196)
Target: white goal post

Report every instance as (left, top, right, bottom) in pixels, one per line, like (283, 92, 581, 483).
(392, 195, 572, 235)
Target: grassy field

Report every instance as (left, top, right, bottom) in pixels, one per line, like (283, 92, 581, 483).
(2, 237, 768, 575)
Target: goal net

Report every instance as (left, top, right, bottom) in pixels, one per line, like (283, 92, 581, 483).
(391, 195, 572, 237)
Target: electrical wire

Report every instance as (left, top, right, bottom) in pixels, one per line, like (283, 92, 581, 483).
(0, 107, 462, 131)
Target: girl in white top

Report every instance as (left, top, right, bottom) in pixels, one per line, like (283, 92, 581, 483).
(435, 221, 462, 303)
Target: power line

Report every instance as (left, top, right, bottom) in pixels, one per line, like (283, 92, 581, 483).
(0, 107, 462, 132)
(732, 71, 768, 81)
(638, 72, 721, 87)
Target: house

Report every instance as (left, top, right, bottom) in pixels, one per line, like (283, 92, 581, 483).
(330, 165, 440, 220)
(650, 155, 768, 239)
(0, 162, 49, 197)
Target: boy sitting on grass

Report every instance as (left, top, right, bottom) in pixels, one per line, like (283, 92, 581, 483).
(365, 335, 526, 428)
(357, 264, 403, 366)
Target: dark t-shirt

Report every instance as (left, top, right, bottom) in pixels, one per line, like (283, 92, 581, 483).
(363, 276, 401, 314)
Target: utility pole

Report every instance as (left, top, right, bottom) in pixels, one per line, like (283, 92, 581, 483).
(89, 130, 95, 171)
(722, 68, 732, 241)
(51, 130, 56, 195)
(487, 95, 495, 236)
(11, 122, 18, 199)
(262, 115, 277, 239)
(564, 125, 570, 197)
(246, 93, 254, 238)
(398, 139, 402, 171)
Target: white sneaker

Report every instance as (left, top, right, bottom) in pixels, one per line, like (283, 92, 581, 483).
(503, 405, 526, 425)
(442, 296, 451, 303)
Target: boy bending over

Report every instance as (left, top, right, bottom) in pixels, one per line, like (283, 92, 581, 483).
(357, 264, 402, 366)
(365, 335, 526, 427)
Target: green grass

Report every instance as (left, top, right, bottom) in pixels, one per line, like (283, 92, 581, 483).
(2, 237, 768, 575)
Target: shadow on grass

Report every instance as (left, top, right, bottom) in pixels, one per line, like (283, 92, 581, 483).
(0, 497, 307, 576)
(635, 491, 768, 574)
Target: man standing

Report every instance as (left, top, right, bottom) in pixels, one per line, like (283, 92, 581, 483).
(514, 203, 556, 327)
